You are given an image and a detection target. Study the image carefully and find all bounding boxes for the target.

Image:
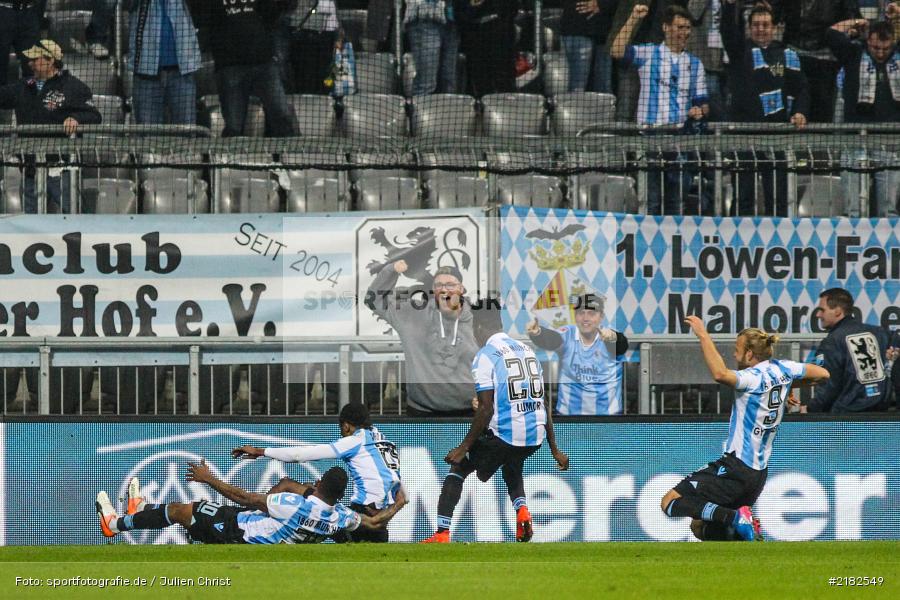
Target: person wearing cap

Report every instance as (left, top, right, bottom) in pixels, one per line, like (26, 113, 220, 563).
(526, 293, 628, 415)
(0, 0, 39, 86)
(0, 39, 101, 213)
(365, 260, 480, 416)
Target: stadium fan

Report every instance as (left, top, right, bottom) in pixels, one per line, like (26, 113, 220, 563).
(96, 465, 407, 544)
(526, 293, 628, 415)
(827, 18, 900, 218)
(772, 0, 861, 123)
(0, 0, 38, 86)
(405, 0, 459, 96)
(560, 0, 616, 94)
(0, 38, 101, 214)
(803, 288, 894, 413)
(84, 0, 114, 59)
(611, 4, 711, 215)
(662, 316, 829, 541)
(191, 0, 298, 137)
(127, 0, 203, 125)
(453, 0, 518, 96)
(685, 0, 726, 121)
(276, 0, 342, 94)
(421, 301, 569, 544)
(720, 0, 809, 217)
(231, 402, 403, 543)
(365, 260, 480, 416)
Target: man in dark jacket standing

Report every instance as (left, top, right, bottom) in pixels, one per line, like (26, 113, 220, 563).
(0, 39, 101, 213)
(193, 0, 298, 137)
(805, 288, 893, 413)
(721, 0, 809, 216)
(771, 0, 860, 123)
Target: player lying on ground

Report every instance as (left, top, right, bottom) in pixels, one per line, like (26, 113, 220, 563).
(96, 462, 407, 544)
(232, 402, 402, 543)
(660, 317, 829, 541)
(422, 303, 569, 544)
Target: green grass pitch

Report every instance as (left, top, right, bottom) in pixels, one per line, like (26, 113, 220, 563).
(0, 542, 897, 599)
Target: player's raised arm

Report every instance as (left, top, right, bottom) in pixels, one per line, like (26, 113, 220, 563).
(685, 316, 738, 387)
(788, 363, 831, 388)
(232, 443, 338, 463)
(186, 459, 268, 512)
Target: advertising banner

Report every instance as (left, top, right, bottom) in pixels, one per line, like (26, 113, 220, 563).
(3, 420, 897, 544)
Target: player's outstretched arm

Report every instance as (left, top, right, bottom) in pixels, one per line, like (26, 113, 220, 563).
(445, 389, 495, 465)
(543, 398, 569, 471)
(186, 459, 268, 512)
(232, 444, 338, 463)
(791, 364, 830, 387)
(360, 488, 409, 529)
(685, 316, 737, 387)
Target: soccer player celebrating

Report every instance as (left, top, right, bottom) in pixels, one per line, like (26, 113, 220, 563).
(96, 464, 406, 544)
(231, 402, 402, 542)
(422, 303, 569, 543)
(661, 316, 829, 541)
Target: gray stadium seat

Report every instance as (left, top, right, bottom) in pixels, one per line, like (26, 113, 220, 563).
(46, 0, 94, 11)
(341, 94, 408, 139)
(337, 9, 368, 49)
(427, 174, 490, 209)
(142, 168, 210, 214)
(47, 10, 92, 54)
(797, 175, 846, 217)
(65, 56, 118, 95)
(572, 173, 638, 213)
(411, 94, 478, 141)
(490, 151, 563, 207)
(216, 169, 281, 213)
(81, 178, 138, 214)
(286, 171, 347, 213)
(0, 164, 24, 213)
(481, 93, 546, 138)
(542, 52, 568, 98)
(551, 92, 616, 137)
(92, 94, 126, 125)
(355, 53, 397, 95)
(355, 175, 419, 211)
(288, 95, 337, 137)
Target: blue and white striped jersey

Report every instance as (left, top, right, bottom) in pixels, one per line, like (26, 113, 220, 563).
(555, 326, 622, 415)
(237, 493, 361, 544)
(472, 332, 547, 447)
(726, 359, 806, 470)
(623, 43, 709, 126)
(330, 427, 402, 509)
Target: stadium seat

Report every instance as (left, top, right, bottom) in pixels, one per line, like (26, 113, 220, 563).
(0, 164, 24, 213)
(47, 10, 92, 54)
(427, 173, 490, 209)
(572, 173, 638, 213)
(286, 171, 347, 213)
(80, 177, 138, 214)
(410, 94, 478, 141)
(481, 93, 546, 138)
(355, 175, 420, 211)
(199, 95, 265, 138)
(497, 174, 564, 207)
(92, 94, 126, 125)
(542, 52, 568, 98)
(355, 53, 397, 95)
(65, 56, 118, 95)
(340, 94, 408, 139)
(797, 175, 846, 217)
(288, 95, 337, 138)
(551, 92, 616, 137)
(216, 169, 281, 213)
(141, 168, 210, 214)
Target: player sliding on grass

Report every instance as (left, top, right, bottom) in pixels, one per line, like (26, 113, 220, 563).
(661, 317, 829, 541)
(96, 463, 406, 544)
(231, 402, 402, 543)
(421, 303, 569, 544)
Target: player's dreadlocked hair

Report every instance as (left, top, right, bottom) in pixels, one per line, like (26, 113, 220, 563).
(318, 466, 349, 504)
(738, 328, 780, 360)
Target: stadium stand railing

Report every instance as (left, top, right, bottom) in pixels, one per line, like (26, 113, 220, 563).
(0, 334, 827, 417)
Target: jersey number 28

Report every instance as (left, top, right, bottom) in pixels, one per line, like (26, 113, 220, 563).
(504, 357, 544, 400)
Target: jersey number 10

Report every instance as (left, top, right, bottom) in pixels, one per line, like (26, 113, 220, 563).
(504, 357, 545, 401)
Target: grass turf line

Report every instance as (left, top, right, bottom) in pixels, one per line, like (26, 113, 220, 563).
(0, 542, 897, 599)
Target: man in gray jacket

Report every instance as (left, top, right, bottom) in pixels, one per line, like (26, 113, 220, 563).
(366, 261, 479, 416)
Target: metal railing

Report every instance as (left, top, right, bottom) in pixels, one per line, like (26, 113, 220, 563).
(0, 334, 827, 417)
